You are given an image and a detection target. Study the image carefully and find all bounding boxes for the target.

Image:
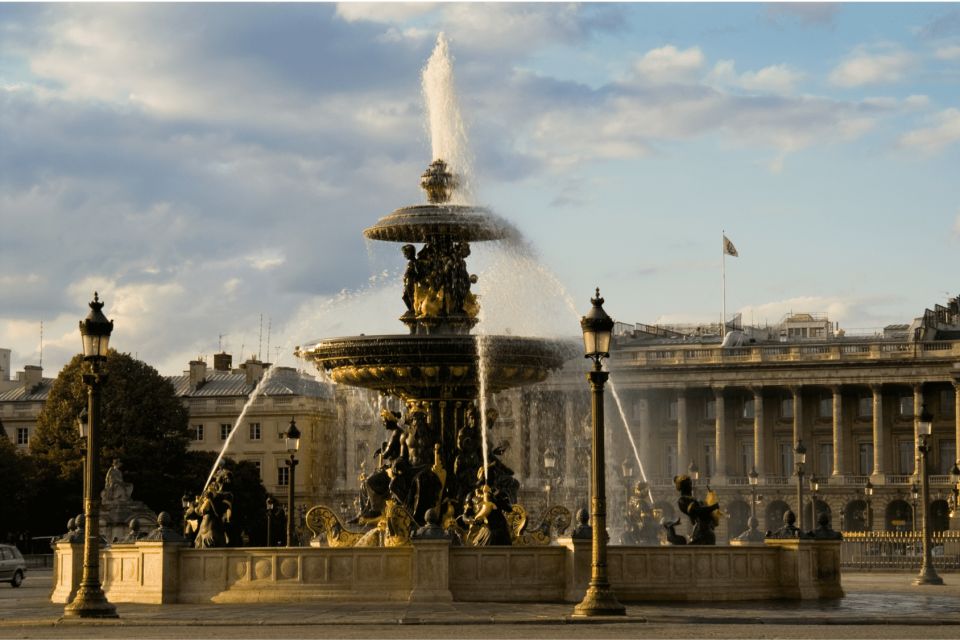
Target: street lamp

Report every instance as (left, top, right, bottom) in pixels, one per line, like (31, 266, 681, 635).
(284, 417, 301, 547)
(748, 466, 759, 521)
(64, 293, 118, 619)
(864, 480, 874, 531)
(573, 288, 625, 617)
(910, 481, 920, 532)
(687, 460, 700, 483)
(809, 474, 820, 526)
(266, 496, 275, 547)
(914, 404, 943, 586)
(543, 448, 557, 509)
(794, 440, 807, 533)
(950, 463, 960, 518)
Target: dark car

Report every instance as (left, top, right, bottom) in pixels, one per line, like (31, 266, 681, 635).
(0, 544, 26, 587)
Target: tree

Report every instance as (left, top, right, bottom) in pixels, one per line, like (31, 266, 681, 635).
(0, 432, 38, 545)
(30, 351, 190, 534)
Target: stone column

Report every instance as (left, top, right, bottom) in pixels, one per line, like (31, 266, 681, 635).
(871, 384, 885, 479)
(714, 387, 727, 480)
(914, 384, 924, 476)
(528, 392, 541, 484)
(677, 389, 690, 471)
(637, 391, 652, 485)
(564, 395, 577, 484)
(753, 387, 765, 476)
(955, 383, 960, 468)
(791, 386, 803, 477)
(832, 386, 844, 477)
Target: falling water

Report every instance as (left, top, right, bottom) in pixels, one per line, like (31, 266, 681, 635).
(422, 32, 474, 204)
(608, 379, 655, 505)
(475, 334, 491, 483)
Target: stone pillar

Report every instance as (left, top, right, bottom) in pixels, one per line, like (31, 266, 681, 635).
(791, 386, 803, 477)
(955, 383, 960, 468)
(832, 386, 844, 477)
(637, 391, 652, 486)
(677, 389, 689, 471)
(753, 388, 765, 476)
(564, 395, 577, 493)
(409, 540, 453, 603)
(51, 542, 84, 604)
(714, 387, 727, 480)
(914, 384, 924, 476)
(871, 384, 885, 479)
(528, 393, 541, 484)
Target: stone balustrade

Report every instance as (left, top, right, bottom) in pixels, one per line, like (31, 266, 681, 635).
(53, 538, 843, 605)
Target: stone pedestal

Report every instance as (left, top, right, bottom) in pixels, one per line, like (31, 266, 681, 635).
(50, 542, 84, 604)
(764, 538, 844, 599)
(409, 540, 452, 602)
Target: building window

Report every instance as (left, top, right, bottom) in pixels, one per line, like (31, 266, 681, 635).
(249, 422, 261, 441)
(899, 396, 914, 417)
(898, 440, 915, 475)
(857, 397, 873, 418)
(780, 398, 793, 420)
(15, 427, 28, 445)
(667, 401, 678, 422)
(220, 424, 231, 441)
(742, 399, 755, 420)
(938, 440, 956, 475)
(277, 466, 290, 486)
(664, 443, 676, 478)
(818, 443, 833, 476)
(251, 461, 261, 478)
(705, 400, 716, 421)
(192, 424, 204, 441)
(739, 442, 754, 476)
(817, 397, 832, 419)
(940, 390, 956, 417)
(859, 443, 874, 475)
(778, 443, 794, 476)
(703, 444, 715, 478)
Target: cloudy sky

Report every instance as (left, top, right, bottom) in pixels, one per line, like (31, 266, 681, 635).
(1, 3, 959, 377)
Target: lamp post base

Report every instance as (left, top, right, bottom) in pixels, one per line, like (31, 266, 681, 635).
(63, 586, 118, 619)
(913, 567, 944, 586)
(572, 584, 626, 617)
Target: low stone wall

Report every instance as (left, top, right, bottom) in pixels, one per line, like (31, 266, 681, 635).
(53, 538, 842, 605)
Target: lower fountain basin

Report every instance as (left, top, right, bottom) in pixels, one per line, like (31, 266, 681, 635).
(297, 334, 573, 399)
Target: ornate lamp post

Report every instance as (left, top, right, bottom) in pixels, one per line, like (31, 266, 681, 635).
(543, 447, 557, 510)
(284, 417, 301, 547)
(864, 480, 874, 531)
(809, 474, 820, 526)
(265, 496, 275, 547)
(64, 293, 118, 619)
(949, 463, 960, 519)
(573, 288, 625, 617)
(914, 404, 943, 585)
(910, 482, 920, 532)
(748, 466, 759, 521)
(687, 460, 700, 483)
(622, 457, 636, 528)
(794, 440, 807, 532)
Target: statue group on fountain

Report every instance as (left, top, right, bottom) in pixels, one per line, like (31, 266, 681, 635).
(183, 466, 235, 548)
(401, 239, 479, 331)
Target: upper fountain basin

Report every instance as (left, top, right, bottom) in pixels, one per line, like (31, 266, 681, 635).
(297, 333, 574, 399)
(363, 204, 516, 243)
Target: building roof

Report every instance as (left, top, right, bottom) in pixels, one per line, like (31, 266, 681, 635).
(167, 367, 333, 400)
(0, 379, 53, 402)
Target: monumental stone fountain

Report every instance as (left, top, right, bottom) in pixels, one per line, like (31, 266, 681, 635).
(296, 158, 570, 545)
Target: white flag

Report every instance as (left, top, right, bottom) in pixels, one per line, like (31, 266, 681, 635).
(723, 234, 739, 257)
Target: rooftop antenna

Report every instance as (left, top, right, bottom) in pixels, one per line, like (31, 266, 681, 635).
(39, 320, 43, 369)
(258, 314, 263, 361)
(266, 318, 272, 363)
(218, 333, 223, 352)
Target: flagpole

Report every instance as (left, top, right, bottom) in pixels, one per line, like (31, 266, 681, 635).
(721, 230, 726, 338)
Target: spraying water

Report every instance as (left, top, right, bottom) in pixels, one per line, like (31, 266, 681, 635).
(608, 379, 655, 504)
(422, 33, 475, 204)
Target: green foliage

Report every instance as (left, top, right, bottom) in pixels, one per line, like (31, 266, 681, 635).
(30, 351, 190, 533)
(0, 433, 38, 542)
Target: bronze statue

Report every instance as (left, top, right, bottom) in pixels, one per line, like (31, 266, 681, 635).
(767, 509, 803, 539)
(187, 467, 234, 548)
(571, 508, 592, 540)
(675, 474, 719, 545)
(734, 516, 766, 543)
(810, 512, 843, 540)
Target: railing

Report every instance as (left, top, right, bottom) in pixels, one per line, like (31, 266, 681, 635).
(22, 554, 54, 568)
(623, 340, 960, 367)
(841, 531, 960, 571)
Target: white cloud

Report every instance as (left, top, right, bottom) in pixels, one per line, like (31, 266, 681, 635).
(709, 60, 804, 94)
(935, 44, 960, 60)
(898, 108, 960, 153)
(904, 94, 930, 109)
(633, 45, 705, 84)
(828, 45, 915, 87)
(335, 3, 437, 24)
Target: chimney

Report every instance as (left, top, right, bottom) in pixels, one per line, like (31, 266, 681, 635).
(188, 360, 207, 390)
(241, 357, 264, 386)
(22, 365, 42, 389)
(0, 348, 10, 382)
(213, 352, 232, 372)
